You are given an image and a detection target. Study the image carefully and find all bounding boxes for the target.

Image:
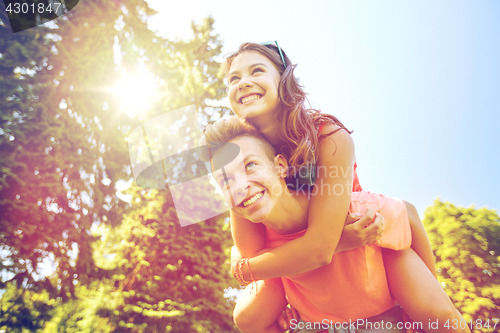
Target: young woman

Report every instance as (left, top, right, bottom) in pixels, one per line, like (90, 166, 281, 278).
(211, 42, 469, 332)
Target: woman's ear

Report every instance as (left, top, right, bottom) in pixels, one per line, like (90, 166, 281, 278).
(274, 154, 289, 178)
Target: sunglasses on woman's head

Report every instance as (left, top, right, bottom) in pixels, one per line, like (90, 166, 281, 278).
(260, 41, 286, 68)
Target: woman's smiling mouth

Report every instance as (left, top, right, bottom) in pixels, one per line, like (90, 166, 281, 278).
(240, 94, 262, 104)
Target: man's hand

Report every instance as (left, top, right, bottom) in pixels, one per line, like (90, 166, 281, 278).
(276, 304, 300, 331)
(336, 208, 385, 253)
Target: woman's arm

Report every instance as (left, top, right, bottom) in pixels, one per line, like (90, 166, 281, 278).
(231, 205, 383, 258)
(239, 128, 356, 280)
(231, 208, 384, 279)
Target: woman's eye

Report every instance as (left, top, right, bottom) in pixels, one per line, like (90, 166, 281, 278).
(229, 76, 239, 83)
(245, 162, 256, 171)
(252, 68, 263, 74)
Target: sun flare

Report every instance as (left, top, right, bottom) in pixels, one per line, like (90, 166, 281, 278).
(113, 67, 158, 118)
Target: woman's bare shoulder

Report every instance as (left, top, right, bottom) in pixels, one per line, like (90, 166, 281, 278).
(318, 123, 354, 159)
(319, 123, 350, 136)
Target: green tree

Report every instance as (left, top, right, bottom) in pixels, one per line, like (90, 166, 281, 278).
(1, 0, 236, 330)
(82, 17, 237, 332)
(0, 283, 53, 332)
(42, 279, 116, 333)
(91, 186, 235, 333)
(424, 199, 500, 332)
(0, 0, 153, 299)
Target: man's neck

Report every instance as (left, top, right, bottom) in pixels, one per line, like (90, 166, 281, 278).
(263, 189, 309, 235)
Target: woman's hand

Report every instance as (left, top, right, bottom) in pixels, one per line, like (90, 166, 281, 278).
(276, 304, 300, 331)
(335, 208, 385, 253)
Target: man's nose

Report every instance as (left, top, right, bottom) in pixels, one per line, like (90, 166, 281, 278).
(230, 176, 249, 207)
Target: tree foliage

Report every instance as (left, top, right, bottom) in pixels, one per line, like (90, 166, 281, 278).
(0, 283, 53, 332)
(424, 199, 500, 332)
(89, 186, 234, 332)
(1, 0, 236, 331)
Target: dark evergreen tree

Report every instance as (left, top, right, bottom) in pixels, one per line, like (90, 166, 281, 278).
(1, 0, 236, 330)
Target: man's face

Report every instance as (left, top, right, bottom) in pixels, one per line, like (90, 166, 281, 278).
(212, 136, 285, 224)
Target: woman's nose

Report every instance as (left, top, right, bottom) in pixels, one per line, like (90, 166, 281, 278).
(238, 76, 253, 90)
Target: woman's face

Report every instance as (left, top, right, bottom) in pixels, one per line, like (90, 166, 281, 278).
(227, 51, 281, 124)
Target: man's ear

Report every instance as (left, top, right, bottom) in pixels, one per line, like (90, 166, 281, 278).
(274, 154, 289, 178)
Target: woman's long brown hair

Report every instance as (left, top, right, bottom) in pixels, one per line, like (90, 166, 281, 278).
(224, 42, 352, 171)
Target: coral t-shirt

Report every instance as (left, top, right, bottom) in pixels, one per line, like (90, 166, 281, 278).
(265, 138, 410, 322)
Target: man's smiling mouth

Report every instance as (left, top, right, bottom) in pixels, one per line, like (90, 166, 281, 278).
(240, 94, 262, 104)
(241, 191, 264, 207)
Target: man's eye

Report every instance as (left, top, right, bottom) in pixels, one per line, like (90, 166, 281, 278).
(221, 177, 233, 187)
(245, 162, 256, 171)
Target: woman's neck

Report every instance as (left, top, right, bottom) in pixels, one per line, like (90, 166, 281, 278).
(250, 116, 284, 149)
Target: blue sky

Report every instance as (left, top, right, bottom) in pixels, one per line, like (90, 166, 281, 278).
(147, 0, 500, 216)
